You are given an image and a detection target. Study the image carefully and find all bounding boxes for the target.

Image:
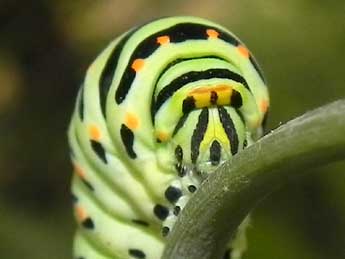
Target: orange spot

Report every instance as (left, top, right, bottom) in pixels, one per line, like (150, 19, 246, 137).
(157, 35, 170, 45)
(260, 100, 269, 113)
(125, 112, 139, 130)
(75, 206, 87, 222)
(237, 45, 250, 58)
(157, 131, 169, 142)
(131, 59, 145, 72)
(206, 29, 219, 39)
(74, 164, 85, 178)
(89, 125, 101, 141)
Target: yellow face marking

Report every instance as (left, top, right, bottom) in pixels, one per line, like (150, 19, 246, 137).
(89, 125, 101, 141)
(157, 35, 170, 45)
(131, 59, 145, 72)
(237, 45, 250, 58)
(188, 84, 233, 108)
(206, 29, 219, 39)
(125, 112, 139, 130)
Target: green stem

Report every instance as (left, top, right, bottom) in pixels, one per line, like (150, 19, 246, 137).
(163, 99, 345, 259)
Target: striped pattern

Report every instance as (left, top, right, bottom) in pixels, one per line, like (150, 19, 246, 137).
(68, 16, 269, 259)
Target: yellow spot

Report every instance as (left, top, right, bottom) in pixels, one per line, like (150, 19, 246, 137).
(157, 131, 169, 142)
(89, 125, 101, 141)
(157, 35, 170, 45)
(193, 92, 211, 108)
(125, 112, 139, 130)
(75, 206, 87, 222)
(73, 164, 85, 178)
(260, 100, 269, 113)
(206, 29, 219, 39)
(217, 89, 232, 106)
(131, 59, 145, 72)
(237, 45, 250, 58)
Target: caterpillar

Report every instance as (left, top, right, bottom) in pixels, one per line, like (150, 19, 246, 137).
(68, 16, 269, 259)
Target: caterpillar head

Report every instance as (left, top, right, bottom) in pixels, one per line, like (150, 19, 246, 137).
(154, 84, 248, 175)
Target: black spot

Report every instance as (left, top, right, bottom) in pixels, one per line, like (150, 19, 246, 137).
(174, 145, 183, 162)
(153, 204, 169, 220)
(90, 140, 107, 163)
(82, 218, 94, 229)
(210, 91, 218, 105)
(191, 109, 209, 164)
(243, 139, 248, 148)
(132, 219, 149, 227)
(162, 226, 170, 237)
(76, 257, 85, 259)
(173, 206, 181, 216)
(165, 186, 182, 203)
(81, 179, 95, 192)
(230, 89, 243, 108)
(129, 249, 146, 259)
(188, 185, 197, 193)
(120, 124, 137, 159)
(210, 140, 221, 166)
(182, 96, 196, 114)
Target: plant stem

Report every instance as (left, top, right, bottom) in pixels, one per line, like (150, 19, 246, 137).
(163, 99, 345, 259)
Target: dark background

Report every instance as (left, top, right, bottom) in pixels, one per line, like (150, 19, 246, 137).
(0, 1, 344, 258)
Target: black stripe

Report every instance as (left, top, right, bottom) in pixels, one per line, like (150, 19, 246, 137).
(90, 140, 107, 163)
(78, 86, 84, 121)
(115, 22, 245, 104)
(249, 55, 266, 83)
(210, 140, 221, 165)
(99, 31, 136, 117)
(120, 124, 137, 159)
(154, 69, 249, 114)
(191, 109, 209, 164)
(81, 178, 95, 191)
(150, 56, 226, 124)
(172, 112, 190, 137)
(218, 107, 239, 155)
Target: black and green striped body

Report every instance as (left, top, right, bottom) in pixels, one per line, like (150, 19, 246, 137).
(68, 16, 269, 259)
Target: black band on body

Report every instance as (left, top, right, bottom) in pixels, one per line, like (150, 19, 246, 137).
(191, 108, 209, 164)
(218, 107, 239, 155)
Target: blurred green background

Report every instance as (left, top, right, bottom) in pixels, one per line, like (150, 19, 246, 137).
(0, 0, 344, 258)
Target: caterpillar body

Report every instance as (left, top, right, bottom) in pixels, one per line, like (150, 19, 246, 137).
(68, 16, 269, 259)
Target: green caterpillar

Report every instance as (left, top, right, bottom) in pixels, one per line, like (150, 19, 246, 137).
(68, 16, 269, 259)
